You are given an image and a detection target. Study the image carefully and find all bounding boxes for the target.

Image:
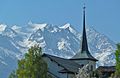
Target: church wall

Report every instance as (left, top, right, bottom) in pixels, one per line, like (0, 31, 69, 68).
(68, 73, 75, 78)
(43, 57, 68, 78)
(88, 60, 96, 71)
(72, 60, 96, 71)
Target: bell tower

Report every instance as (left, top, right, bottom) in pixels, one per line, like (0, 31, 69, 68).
(70, 5, 98, 71)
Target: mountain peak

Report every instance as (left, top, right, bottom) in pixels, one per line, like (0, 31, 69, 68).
(59, 23, 71, 29)
(0, 24, 7, 33)
(11, 25, 21, 32)
(0, 23, 116, 78)
(29, 22, 47, 31)
(59, 23, 77, 35)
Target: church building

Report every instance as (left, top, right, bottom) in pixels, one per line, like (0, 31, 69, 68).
(42, 6, 98, 78)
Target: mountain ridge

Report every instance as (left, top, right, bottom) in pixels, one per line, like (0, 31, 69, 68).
(0, 23, 116, 78)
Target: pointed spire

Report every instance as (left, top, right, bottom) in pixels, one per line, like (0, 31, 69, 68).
(81, 4, 89, 52)
(71, 4, 98, 61)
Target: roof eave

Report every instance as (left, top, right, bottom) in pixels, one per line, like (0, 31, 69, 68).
(70, 58, 98, 61)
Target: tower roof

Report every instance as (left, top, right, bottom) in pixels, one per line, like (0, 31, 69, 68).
(71, 6, 98, 61)
(81, 6, 88, 52)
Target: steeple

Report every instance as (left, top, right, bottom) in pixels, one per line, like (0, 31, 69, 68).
(71, 5, 98, 61)
(81, 5, 89, 52)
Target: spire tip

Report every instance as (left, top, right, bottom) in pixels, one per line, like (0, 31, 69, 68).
(83, 3, 86, 10)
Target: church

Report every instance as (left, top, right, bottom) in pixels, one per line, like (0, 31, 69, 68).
(42, 6, 98, 78)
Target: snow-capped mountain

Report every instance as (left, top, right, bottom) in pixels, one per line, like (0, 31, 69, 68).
(0, 23, 116, 78)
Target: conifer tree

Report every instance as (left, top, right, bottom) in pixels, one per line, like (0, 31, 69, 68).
(9, 45, 51, 78)
(17, 45, 48, 78)
(115, 43, 120, 77)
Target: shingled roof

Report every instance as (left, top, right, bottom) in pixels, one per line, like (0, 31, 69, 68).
(42, 54, 82, 73)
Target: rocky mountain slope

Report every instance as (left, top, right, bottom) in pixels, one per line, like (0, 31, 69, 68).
(0, 23, 116, 78)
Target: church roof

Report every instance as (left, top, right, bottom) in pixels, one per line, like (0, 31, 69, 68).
(71, 51, 98, 61)
(43, 54, 82, 73)
(97, 66, 115, 72)
(71, 6, 98, 61)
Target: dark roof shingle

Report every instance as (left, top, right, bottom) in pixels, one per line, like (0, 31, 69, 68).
(43, 54, 81, 73)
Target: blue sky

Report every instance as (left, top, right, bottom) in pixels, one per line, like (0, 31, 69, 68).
(0, 0, 120, 43)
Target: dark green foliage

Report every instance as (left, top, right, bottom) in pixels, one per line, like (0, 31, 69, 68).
(92, 70, 99, 78)
(9, 45, 51, 78)
(115, 43, 120, 77)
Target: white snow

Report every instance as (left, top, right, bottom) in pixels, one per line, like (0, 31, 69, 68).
(29, 22, 47, 31)
(57, 38, 70, 51)
(20, 39, 38, 48)
(59, 23, 71, 29)
(0, 60, 7, 66)
(59, 23, 77, 35)
(0, 24, 7, 33)
(11, 25, 21, 32)
(0, 23, 116, 78)
(51, 27, 58, 32)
